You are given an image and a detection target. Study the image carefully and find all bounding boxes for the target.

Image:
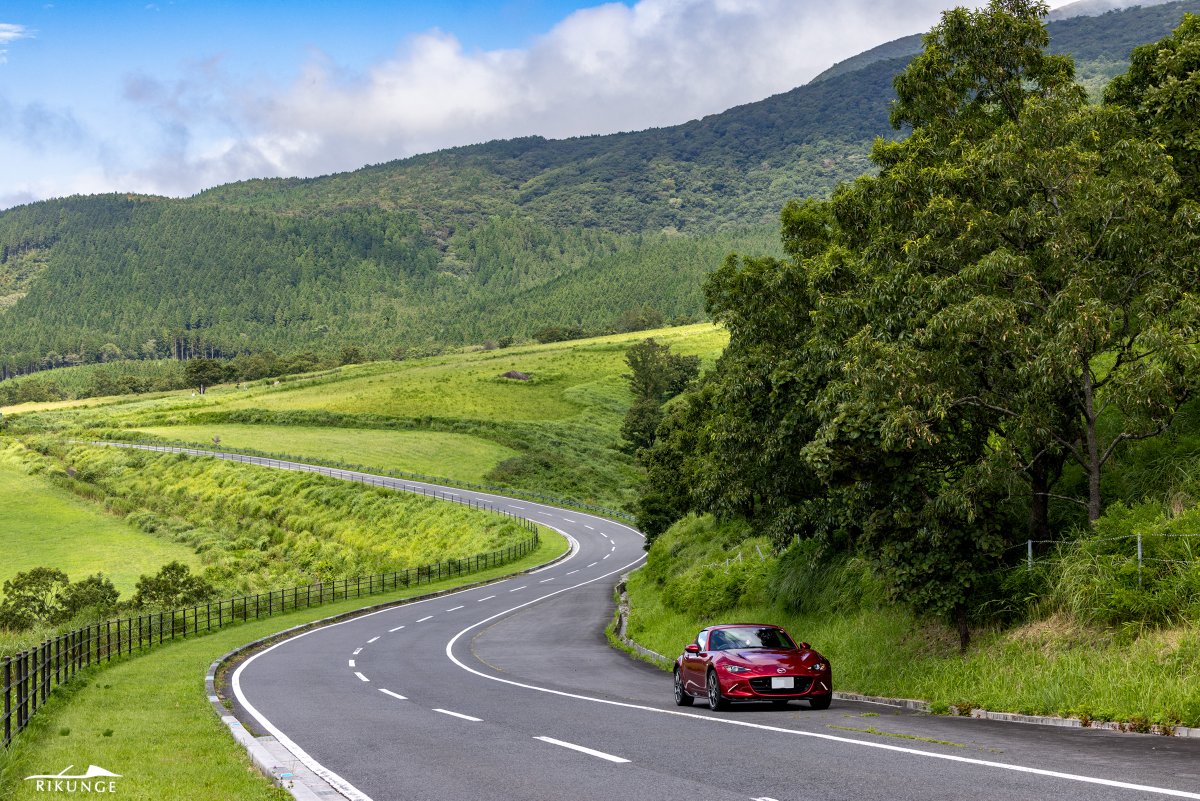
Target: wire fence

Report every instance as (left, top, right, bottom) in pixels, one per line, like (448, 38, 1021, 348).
(1, 532, 539, 749)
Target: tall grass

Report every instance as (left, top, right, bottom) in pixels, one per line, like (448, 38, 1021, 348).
(626, 513, 1200, 728)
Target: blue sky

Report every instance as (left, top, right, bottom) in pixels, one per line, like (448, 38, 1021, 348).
(0, 0, 1079, 209)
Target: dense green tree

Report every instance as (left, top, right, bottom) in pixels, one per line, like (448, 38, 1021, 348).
(0, 567, 70, 630)
(60, 573, 120, 620)
(184, 358, 227, 394)
(1105, 13, 1200, 193)
(131, 561, 216, 610)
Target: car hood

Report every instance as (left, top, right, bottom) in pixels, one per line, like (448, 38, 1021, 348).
(728, 650, 820, 669)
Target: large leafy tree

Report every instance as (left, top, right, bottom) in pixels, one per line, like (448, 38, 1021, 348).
(640, 0, 1200, 650)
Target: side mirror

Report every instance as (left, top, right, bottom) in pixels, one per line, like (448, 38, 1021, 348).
(798, 642, 810, 650)
(684, 644, 701, 654)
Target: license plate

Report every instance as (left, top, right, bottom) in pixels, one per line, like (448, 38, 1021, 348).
(771, 677, 794, 689)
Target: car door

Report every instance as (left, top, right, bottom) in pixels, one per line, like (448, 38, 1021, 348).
(681, 629, 709, 694)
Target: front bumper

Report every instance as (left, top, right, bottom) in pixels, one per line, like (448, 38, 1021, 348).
(720, 674, 832, 699)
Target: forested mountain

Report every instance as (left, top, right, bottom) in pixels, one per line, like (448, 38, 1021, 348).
(0, 1, 1196, 375)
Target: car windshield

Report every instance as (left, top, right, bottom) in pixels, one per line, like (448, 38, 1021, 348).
(709, 627, 795, 651)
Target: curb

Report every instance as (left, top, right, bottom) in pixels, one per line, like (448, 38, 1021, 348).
(205, 543, 576, 800)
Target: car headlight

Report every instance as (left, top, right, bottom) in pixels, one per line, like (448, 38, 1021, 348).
(811, 663, 827, 672)
(723, 664, 752, 674)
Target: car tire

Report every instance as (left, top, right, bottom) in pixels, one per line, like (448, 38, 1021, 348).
(706, 670, 728, 711)
(808, 693, 832, 710)
(674, 669, 694, 706)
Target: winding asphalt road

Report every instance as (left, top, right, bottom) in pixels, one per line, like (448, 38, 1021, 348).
(107, 446, 1200, 800)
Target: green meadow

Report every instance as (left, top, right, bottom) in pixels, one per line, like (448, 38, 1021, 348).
(132, 424, 519, 484)
(0, 450, 198, 594)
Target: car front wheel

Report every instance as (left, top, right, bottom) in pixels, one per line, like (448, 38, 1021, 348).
(808, 693, 832, 710)
(674, 669, 694, 706)
(706, 670, 728, 711)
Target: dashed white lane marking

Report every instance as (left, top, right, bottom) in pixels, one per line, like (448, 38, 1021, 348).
(379, 689, 407, 701)
(354, 672, 369, 682)
(509, 585, 527, 592)
(584, 525, 595, 530)
(353, 647, 362, 655)
(538, 511, 555, 517)
(478, 595, 496, 602)
(416, 615, 434, 622)
(388, 625, 405, 633)
(539, 577, 555, 583)
(507, 504, 524, 510)
(534, 736, 629, 764)
(367, 636, 380, 644)
(563, 518, 576, 523)
(588, 562, 598, 568)
(566, 569, 579, 575)
(348, 660, 356, 668)
(603, 553, 611, 560)
(446, 605, 465, 612)
(610, 544, 616, 551)
(752, 797, 781, 801)
(434, 709, 482, 722)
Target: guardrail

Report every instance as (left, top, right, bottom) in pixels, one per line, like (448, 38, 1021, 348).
(1, 450, 543, 751)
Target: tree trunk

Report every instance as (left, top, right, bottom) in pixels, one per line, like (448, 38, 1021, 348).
(1028, 455, 1051, 542)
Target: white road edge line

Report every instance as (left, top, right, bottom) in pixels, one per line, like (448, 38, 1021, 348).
(433, 709, 482, 722)
(533, 736, 629, 764)
(354, 672, 369, 682)
(379, 689, 407, 701)
(442, 536, 1200, 801)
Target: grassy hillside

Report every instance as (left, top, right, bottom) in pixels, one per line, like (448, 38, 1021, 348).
(626, 514, 1200, 729)
(0, 3, 1195, 374)
(9, 324, 730, 511)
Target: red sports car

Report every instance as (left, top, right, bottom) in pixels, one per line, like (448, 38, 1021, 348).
(673, 624, 832, 711)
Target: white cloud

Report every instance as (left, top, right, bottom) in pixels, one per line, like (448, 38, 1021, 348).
(119, 0, 967, 193)
(0, 22, 31, 63)
(14, 0, 1097, 204)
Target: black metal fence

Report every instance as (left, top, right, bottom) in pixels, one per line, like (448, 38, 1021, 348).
(1, 532, 538, 748)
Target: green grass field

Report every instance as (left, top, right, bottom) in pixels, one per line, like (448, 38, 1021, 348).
(0, 453, 198, 594)
(132, 424, 519, 484)
(0, 532, 567, 801)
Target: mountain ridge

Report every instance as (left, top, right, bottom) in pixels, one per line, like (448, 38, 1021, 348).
(1, 2, 1196, 374)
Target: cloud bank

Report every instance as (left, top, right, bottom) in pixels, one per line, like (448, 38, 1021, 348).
(4, 0, 1079, 205)
(110, 0, 965, 197)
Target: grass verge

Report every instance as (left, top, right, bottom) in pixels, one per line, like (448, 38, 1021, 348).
(626, 515, 1200, 730)
(0, 531, 567, 801)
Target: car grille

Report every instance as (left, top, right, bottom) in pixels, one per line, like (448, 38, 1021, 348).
(749, 676, 813, 694)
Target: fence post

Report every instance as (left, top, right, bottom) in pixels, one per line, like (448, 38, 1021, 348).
(1137, 533, 1144, 588)
(1027, 540, 1033, 572)
(3, 656, 11, 748)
